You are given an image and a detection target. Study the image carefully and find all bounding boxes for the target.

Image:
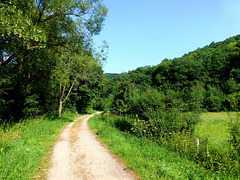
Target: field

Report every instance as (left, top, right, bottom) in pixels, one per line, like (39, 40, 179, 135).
(195, 112, 237, 146)
(89, 112, 240, 179)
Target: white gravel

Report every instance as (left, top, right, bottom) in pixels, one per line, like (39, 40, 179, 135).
(47, 114, 136, 180)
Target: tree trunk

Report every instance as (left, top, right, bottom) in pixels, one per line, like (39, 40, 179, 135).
(59, 100, 63, 117)
(58, 75, 78, 117)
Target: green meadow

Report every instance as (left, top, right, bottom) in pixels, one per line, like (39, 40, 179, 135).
(89, 112, 240, 179)
(195, 112, 237, 146)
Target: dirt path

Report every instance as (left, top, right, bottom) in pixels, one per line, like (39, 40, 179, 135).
(47, 114, 136, 180)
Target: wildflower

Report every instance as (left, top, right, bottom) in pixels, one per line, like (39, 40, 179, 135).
(26, 148, 30, 151)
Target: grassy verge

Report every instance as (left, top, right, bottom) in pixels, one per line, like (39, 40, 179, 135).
(0, 112, 80, 179)
(88, 114, 228, 180)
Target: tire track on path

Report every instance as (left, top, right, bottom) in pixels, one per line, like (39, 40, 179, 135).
(47, 113, 136, 180)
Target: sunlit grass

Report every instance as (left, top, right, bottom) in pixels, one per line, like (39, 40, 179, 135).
(195, 112, 237, 146)
(201, 112, 236, 121)
(0, 112, 80, 179)
(89, 114, 228, 180)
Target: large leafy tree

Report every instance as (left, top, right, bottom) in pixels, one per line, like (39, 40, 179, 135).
(0, 0, 107, 121)
(0, 0, 107, 67)
(53, 46, 103, 116)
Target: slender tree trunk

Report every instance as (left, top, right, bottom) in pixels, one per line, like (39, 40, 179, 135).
(59, 100, 63, 117)
(58, 74, 79, 117)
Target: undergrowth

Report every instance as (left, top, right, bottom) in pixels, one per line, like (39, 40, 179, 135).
(100, 112, 240, 178)
(0, 112, 79, 179)
(89, 114, 231, 180)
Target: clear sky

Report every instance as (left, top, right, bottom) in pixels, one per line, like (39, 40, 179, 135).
(93, 0, 240, 74)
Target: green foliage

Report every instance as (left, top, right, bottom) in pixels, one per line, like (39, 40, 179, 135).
(223, 78, 240, 95)
(100, 112, 240, 178)
(187, 81, 206, 111)
(0, 112, 79, 179)
(204, 85, 224, 112)
(0, 0, 107, 122)
(104, 73, 120, 79)
(89, 115, 231, 180)
(96, 35, 240, 178)
(101, 78, 200, 136)
(230, 68, 240, 82)
(228, 113, 240, 157)
(100, 34, 240, 115)
(227, 92, 240, 111)
(193, 112, 240, 176)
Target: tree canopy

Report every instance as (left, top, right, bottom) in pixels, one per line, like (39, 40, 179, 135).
(0, 0, 107, 122)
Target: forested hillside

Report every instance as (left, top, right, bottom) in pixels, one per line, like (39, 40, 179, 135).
(0, 0, 107, 123)
(98, 35, 240, 177)
(100, 35, 240, 114)
(104, 73, 120, 79)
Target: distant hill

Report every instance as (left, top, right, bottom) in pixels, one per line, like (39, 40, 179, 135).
(104, 73, 120, 79)
(104, 34, 240, 112)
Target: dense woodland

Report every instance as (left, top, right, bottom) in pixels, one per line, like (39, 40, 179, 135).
(0, 0, 107, 122)
(101, 35, 240, 115)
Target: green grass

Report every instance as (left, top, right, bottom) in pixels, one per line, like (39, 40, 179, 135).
(195, 112, 237, 146)
(192, 112, 240, 177)
(89, 114, 229, 180)
(0, 112, 80, 179)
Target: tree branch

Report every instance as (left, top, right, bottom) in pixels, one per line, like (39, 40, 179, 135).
(37, 12, 58, 25)
(0, 56, 3, 64)
(26, 45, 44, 50)
(63, 74, 79, 103)
(1, 55, 15, 66)
(60, 83, 66, 101)
(59, 82, 62, 99)
(37, 0, 50, 25)
(1, 40, 67, 66)
(65, 13, 88, 22)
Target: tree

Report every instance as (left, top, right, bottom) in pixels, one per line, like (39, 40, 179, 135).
(52, 45, 104, 116)
(204, 85, 224, 112)
(0, 0, 107, 67)
(0, 0, 107, 121)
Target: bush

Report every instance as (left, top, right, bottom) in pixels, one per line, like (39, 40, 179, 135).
(229, 113, 240, 157)
(204, 85, 224, 112)
(131, 109, 200, 139)
(227, 92, 240, 111)
(101, 112, 240, 177)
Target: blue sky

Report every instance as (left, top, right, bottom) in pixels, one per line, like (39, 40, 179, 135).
(93, 0, 240, 74)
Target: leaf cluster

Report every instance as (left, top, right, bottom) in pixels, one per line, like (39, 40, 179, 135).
(0, 0, 108, 122)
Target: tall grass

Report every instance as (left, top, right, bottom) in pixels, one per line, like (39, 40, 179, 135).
(0, 112, 79, 179)
(98, 112, 240, 179)
(89, 114, 230, 180)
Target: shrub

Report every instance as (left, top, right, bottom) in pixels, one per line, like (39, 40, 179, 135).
(227, 91, 240, 111)
(229, 113, 240, 157)
(204, 85, 224, 112)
